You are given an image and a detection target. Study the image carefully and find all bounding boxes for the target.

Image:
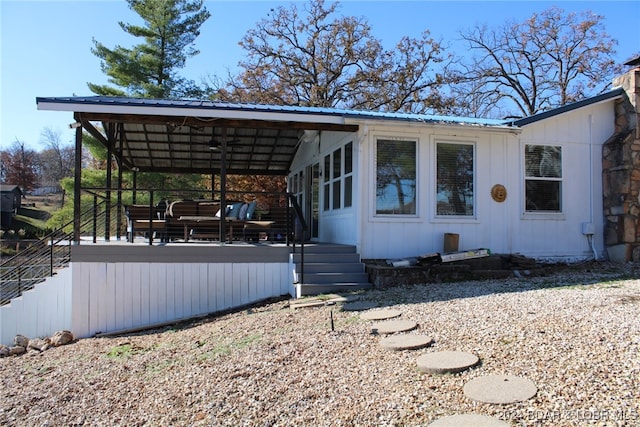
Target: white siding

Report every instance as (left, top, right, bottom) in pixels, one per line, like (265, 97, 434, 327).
(1, 261, 290, 346)
(0, 266, 73, 345)
(290, 100, 616, 261)
(291, 131, 359, 246)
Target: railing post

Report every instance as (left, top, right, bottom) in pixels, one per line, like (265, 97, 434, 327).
(148, 190, 154, 245)
(50, 235, 54, 276)
(104, 191, 111, 242)
(116, 189, 122, 241)
(93, 195, 98, 243)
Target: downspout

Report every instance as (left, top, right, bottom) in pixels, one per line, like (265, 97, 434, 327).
(587, 114, 598, 260)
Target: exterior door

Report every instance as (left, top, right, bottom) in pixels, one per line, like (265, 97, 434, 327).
(307, 163, 320, 240)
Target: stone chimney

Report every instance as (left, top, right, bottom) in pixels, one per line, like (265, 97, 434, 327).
(603, 57, 640, 262)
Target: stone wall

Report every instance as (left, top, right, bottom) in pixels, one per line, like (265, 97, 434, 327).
(603, 65, 640, 262)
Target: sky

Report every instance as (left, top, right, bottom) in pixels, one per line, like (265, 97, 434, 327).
(1, 0, 638, 152)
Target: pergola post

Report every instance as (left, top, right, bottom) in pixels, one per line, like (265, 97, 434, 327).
(219, 127, 228, 244)
(73, 121, 82, 244)
(105, 124, 114, 241)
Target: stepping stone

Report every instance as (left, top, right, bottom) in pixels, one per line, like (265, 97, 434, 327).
(290, 294, 357, 309)
(429, 413, 510, 426)
(360, 308, 402, 321)
(463, 374, 537, 404)
(417, 351, 479, 374)
(341, 301, 378, 311)
(372, 319, 418, 335)
(380, 335, 433, 351)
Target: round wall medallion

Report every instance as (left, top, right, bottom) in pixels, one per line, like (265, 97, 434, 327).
(491, 184, 507, 203)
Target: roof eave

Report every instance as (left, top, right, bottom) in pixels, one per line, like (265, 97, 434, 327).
(36, 97, 348, 126)
(510, 88, 625, 127)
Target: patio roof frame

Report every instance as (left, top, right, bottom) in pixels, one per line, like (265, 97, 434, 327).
(44, 96, 359, 244)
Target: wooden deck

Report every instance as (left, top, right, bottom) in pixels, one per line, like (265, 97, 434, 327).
(72, 236, 294, 264)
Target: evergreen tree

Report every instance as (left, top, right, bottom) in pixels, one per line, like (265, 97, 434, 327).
(88, 0, 210, 99)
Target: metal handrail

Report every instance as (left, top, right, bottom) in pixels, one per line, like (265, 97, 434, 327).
(1, 188, 310, 304)
(0, 199, 113, 305)
(287, 194, 309, 286)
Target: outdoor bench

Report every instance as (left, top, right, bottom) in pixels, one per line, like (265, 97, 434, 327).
(124, 204, 167, 243)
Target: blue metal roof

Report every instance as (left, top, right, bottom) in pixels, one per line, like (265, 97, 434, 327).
(509, 88, 625, 126)
(36, 95, 513, 128)
(37, 88, 625, 133)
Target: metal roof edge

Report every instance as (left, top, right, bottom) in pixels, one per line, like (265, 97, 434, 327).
(36, 96, 515, 129)
(509, 88, 626, 127)
(36, 96, 349, 125)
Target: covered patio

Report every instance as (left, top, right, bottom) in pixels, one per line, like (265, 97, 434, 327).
(0, 97, 367, 345)
(36, 96, 359, 246)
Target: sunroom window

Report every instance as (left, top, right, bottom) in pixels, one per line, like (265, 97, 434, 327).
(436, 142, 474, 216)
(524, 145, 562, 212)
(323, 142, 353, 211)
(375, 139, 416, 215)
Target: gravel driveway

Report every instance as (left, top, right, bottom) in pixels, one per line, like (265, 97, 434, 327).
(1, 262, 639, 426)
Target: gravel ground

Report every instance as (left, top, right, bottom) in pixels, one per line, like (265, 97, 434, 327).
(1, 262, 639, 426)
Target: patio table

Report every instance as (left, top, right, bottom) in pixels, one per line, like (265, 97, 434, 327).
(177, 216, 242, 242)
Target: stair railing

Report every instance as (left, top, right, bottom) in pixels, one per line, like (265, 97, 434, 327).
(287, 194, 308, 286)
(0, 198, 114, 305)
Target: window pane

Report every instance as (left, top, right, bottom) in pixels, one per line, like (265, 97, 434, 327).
(525, 145, 562, 212)
(333, 148, 341, 179)
(525, 145, 561, 178)
(333, 181, 341, 209)
(376, 139, 416, 215)
(324, 155, 330, 182)
(344, 175, 352, 208)
(526, 181, 561, 211)
(345, 142, 353, 174)
(323, 184, 330, 211)
(436, 143, 474, 216)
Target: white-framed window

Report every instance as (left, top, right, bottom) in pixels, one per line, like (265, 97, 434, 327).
(436, 142, 475, 216)
(524, 145, 562, 212)
(375, 138, 417, 215)
(322, 141, 353, 211)
(290, 169, 304, 211)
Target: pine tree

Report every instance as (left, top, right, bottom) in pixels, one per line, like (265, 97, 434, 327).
(88, 0, 210, 99)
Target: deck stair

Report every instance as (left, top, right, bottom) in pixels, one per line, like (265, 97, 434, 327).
(292, 244, 372, 297)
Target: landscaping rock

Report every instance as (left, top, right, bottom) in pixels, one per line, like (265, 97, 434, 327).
(0, 345, 9, 357)
(28, 338, 51, 352)
(50, 330, 74, 346)
(14, 334, 29, 348)
(9, 346, 26, 356)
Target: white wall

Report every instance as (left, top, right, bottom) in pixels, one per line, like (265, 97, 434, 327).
(0, 266, 73, 346)
(1, 261, 290, 346)
(512, 102, 614, 259)
(290, 130, 359, 247)
(290, 100, 616, 261)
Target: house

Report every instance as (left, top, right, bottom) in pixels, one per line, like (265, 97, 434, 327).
(0, 63, 637, 346)
(0, 184, 23, 228)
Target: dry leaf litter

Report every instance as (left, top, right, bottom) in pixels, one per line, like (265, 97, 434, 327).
(1, 262, 639, 426)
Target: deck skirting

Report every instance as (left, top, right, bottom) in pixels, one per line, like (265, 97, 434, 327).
(1, 254, 292, 345)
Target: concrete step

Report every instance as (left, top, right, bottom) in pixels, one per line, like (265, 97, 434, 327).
(297, 282, 372, 296)
(297, 272, 370, 284)
(292, 243, 371, 298)
(292, 253, 361, 264)
(295, 262, 364, 273)
(297, 244, 358, 254)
